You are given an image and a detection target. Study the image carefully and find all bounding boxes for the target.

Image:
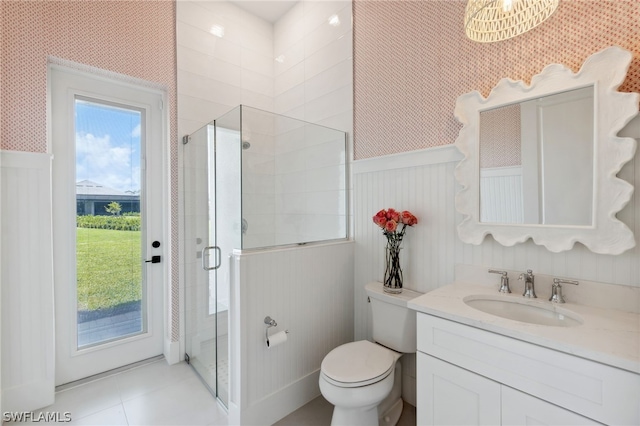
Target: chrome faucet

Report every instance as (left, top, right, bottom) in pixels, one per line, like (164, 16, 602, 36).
(550, 278, 579, 304)
(488, 269, 511, 293)
(518, 269, 536, 298)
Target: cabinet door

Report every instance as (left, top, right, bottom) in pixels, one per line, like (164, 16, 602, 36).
(417, 352, 501, 425)
(502, 386, 602, 425)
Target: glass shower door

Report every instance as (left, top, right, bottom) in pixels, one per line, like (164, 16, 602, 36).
(210, 108, 242, 407)
(184, 107, 241, 408)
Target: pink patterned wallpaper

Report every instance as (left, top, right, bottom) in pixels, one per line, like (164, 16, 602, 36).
(353, 0, 640, 160)
(479, 104, 521, 168)
(1, 0, 180, 341)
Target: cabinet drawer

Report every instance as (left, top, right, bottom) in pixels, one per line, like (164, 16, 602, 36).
(417, 313, 640, 425)
(502, 386, 602, 425)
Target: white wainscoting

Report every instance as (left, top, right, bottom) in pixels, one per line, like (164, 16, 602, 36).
(0, 151, 55, 412)
(228, 240, 354, 425)
(353, 142, 640, 406)
(480, 166, 523, 224)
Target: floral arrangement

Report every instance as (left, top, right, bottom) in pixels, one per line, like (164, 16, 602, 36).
(372, 208, 418, 292)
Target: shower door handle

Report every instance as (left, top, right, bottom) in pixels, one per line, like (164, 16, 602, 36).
(202, 246, 221, 271)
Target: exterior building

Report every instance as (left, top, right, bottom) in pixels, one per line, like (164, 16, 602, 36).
(76, 180, 140, 215)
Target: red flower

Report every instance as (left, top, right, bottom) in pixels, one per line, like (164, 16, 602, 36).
(385, 220, 398, 232)
(373, 210, 387, 228)
(386, 208, 400, 222)
(373, 208, 418, 234)
(401, 211, 418, 226)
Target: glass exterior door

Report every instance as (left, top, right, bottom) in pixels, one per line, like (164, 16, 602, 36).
(51, 65, 165, 386)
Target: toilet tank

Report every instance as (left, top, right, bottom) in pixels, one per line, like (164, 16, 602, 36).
(365, 282, 423, 353)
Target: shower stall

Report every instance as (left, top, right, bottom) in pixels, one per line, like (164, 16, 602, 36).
(183, 105, 347, 408)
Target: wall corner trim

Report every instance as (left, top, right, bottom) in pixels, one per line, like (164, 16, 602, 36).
(352, 145, 462, 174)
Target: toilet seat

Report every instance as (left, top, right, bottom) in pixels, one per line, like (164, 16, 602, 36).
(321, 340, 395, 388)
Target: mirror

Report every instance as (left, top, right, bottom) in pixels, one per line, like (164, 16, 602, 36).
(479, 86, 594, 226)
(454, 46, 638, 254)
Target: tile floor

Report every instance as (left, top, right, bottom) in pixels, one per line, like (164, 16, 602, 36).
(7, 358, 417, 425)
(10, 359, 226, 426)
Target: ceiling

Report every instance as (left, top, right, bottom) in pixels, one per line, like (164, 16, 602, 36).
(229, 1, 298, 23)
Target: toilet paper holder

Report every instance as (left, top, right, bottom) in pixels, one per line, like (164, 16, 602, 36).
(264, 316, 289, 341)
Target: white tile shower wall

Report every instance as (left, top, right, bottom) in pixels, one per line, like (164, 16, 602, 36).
(273, 1, 352, 128)
(230, 241, 355, 425)
(176, 0, 275, 139)
(179, 1, 353, 247)
(353, 140, 640, 406)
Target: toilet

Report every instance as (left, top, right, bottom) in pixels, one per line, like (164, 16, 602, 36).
(319, 282, 422, 426)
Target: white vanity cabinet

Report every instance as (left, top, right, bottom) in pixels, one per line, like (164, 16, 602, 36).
(416, 314, 639, 425)
(418, 353, 600, 425)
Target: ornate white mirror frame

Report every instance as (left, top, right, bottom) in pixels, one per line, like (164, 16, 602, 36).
(454, 46, 638, 254)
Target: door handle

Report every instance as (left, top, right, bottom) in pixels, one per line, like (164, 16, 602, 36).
(145, 255, 161, 263)
(202, 246, 221, 271)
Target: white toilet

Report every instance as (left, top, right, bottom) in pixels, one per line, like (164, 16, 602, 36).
(319, 282, 422, 426)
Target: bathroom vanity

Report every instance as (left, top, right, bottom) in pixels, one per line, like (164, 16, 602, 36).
(409, 277, 640, 425)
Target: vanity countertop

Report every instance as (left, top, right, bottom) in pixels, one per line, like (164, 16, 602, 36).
(408, 281, 640, 375)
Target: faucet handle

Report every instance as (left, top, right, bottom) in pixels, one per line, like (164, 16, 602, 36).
(488, 269, 511, 293)
(550, 278, 579, 304)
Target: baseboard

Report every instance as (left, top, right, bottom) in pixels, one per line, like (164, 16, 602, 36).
(164, 339, 180, 365)
(2, 379, 55, 413)
(237, 369, 321, 425)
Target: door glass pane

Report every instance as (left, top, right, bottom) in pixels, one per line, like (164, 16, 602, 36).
(75, 98, 146, 349)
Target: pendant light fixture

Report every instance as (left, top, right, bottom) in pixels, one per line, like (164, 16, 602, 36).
(465, 0, 559, 43)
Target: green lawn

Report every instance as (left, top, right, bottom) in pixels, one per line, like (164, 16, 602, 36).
(76, 227, 142, 311)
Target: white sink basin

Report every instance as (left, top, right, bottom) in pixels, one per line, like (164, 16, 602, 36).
(463, 295, 583, 327)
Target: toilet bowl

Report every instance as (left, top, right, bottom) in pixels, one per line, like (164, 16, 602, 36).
(319, 340, 401, 426)
(319, 282, 423, 426)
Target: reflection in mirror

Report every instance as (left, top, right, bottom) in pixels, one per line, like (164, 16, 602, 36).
(479, 86, 594, 225)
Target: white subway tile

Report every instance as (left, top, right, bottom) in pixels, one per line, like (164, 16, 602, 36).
(242, 170, 275, 194)
(304, 4, 352, 57)
(241, 90, 274, 112)
(274, 84, 305, 115)
(241, 67, 274, 96)
(305, 85, 352, 123)
(304, 58, 352, 102)
(306, 164, 346, 192)
(177, 22, 242, 67)
(276, 193, 307, 215)
(303, 1, 351, 34)
(304, 31, 352, 80)
(306, 190, 347, 215)
(306, 139, 346, 169)
(274, 2, 305, 51)
(274, 61, 305, 96)
(274, 125, 306, 154)
(275, 149, 306, 174)
(178, 70, 241, 106)
(243, 193, 275, 215)
(241, 51, 274, 79)
(178, 94, 234, 125)
(178, 46, 242, 87)
(316, 110, 353, 135)
(275, 171, 306, 194)
(195, 0, 242, 22)
(274, 39, 305, 76)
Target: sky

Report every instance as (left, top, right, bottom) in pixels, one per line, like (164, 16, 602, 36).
(75, 99, 141, 193)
